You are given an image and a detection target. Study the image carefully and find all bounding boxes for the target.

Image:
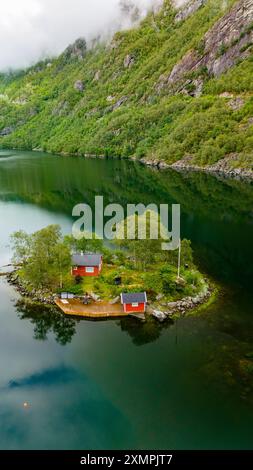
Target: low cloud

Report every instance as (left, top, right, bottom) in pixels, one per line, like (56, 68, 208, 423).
(172, 0, 188, 5)
(0, 0, 164, 71)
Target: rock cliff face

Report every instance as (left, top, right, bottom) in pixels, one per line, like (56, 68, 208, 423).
(175, 0, 207, 23)
(74, 80, 84, 91)
(63, 38, 87, 60)
(0, 0, 252, 174)
(157, 0, 253, 94)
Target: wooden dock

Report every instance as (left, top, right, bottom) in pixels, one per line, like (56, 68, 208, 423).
(55, 298, 129, 319)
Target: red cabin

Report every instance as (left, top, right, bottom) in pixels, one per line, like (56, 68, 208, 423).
(71, 253, 102, 277)
(121, 292, 147, 314)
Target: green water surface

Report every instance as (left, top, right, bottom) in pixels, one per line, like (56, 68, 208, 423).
(0, 150, 252, 450)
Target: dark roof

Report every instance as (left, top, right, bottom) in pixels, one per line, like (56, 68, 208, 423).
(71, 253, 102, 267)
(121, 292, 147, 304)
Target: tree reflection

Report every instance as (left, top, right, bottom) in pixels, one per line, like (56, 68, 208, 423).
(15, 300, 77, 345)
(117, 316, 174, 346)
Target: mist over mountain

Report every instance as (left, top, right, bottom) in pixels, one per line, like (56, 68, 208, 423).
(0, 0, 165, 71)
(0, 0, 252, 177)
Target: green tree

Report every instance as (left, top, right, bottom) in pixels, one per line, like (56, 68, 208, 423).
(11, 225, 71, 289)
(64, 233, 104, 254)
(11, 230, 31, 264)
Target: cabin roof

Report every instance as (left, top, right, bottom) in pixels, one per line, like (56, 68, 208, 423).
(121, 292, 147, 304)
(71, 253, 102, 267)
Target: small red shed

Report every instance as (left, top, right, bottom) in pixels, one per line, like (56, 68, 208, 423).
(71, 253, 102, 277)
(121, 292, 147, 314)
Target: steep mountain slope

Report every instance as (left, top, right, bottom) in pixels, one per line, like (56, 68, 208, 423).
(0, 0, 252, 176)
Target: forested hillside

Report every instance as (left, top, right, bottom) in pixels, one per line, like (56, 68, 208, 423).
(0, 0, 253, 174)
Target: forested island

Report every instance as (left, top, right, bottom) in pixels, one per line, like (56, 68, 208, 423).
(8, 224, 213, 321)
(0, 0, 253, 453)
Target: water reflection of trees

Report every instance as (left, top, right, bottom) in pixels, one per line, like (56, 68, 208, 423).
(1, 154, 253, 224)
(15, 300, 77, 345)
(15, 298, 175, 347)
(117, 316, 174, 346)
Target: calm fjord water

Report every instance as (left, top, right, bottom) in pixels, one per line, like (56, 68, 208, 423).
(0, 150, 253, 450)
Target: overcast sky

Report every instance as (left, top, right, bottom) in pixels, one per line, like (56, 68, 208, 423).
(0, 0, 172, 71)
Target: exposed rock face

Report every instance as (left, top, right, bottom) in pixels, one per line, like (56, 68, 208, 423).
(175, 0, 207, 23)
(170, 153, 253, 179)
(151, 310, 167, 322)
(207, 153, 253, 177)
(106, 95, 115, 102)
(138, 157, 170, 169)
(52, 100, 69, 116)
(0, 126, 15, 136)
(219, 91, 234, 98)
(139, 152, 253, 180)
(110, 37, 122, 50)
(74, 80, 84, 91)
(112, 96, 128, 110)
(157, 0, 253, 94)
(168, 50, 199, 84)
(13, 97, 28, 105)
(124, 54, 135, 68)
(93, 70, 101, 81)
(29, 107, 39, 117)
(64, 37, 87, 60)
(191, 78, 203, 97)
(227, 96, 245, 110)
(178, 77, 203, 97)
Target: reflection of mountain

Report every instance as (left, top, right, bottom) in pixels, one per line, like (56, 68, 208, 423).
(0, 151, 252, 223)
(0, 364, 132, 449)
(7, 365, 77, 389)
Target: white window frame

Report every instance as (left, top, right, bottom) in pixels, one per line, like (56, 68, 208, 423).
(86, 267, 95, 273)
(131, 302, 139, 307)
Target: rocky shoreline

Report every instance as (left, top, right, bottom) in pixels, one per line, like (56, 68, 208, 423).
(7, 271, 57, 305)
(6, 147, 253, 181)
(6, 270, 214, 321)
(136, 156, 253, 181)
(148, 282, 213, 322)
